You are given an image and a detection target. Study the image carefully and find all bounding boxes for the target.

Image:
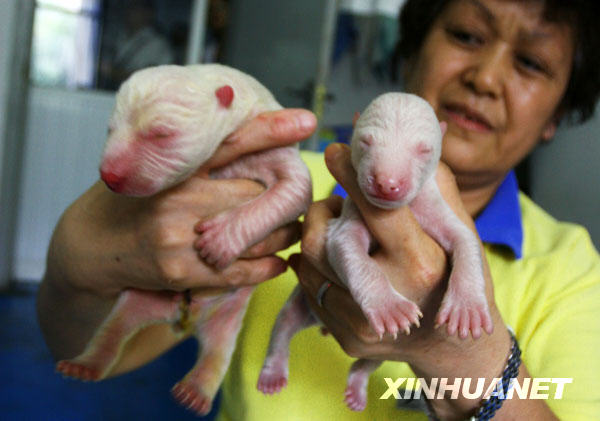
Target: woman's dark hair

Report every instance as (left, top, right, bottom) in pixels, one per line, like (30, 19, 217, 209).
(395, 0, 600, 123)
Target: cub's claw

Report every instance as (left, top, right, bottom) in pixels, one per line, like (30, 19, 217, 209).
(56, 360, 101, 382)
(435, 288, 493, 339)
(172, 382, 214, 416)
(257, 357, 289, 395)
(361, 292, 422, 340)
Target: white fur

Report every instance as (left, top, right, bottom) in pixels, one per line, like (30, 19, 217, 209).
(259, 93, 492, 413)
(102, 64, 282, 195)
(101, 63, 313, 268)
(331, 93, 492, 339)
(59, 64, 312, 416)
(351, 93, 442, 208)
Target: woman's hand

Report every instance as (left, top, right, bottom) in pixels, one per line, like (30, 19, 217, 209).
(73, 108, 316, 296)
(38, 108, 316, 361)
(293, 143, 517, 419)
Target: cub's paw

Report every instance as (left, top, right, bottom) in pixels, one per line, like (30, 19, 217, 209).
(361, 291, 422, 340)
(172, 381, 214, 416)
(56, 360, 101, 382)
(195, 213, 245, 269)
(257, 359, 289, 395)
(435, 285, 493, 339)
(344, 370, 369, 411)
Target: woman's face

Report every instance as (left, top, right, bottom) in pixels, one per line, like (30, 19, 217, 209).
(405, 0, 574, 190)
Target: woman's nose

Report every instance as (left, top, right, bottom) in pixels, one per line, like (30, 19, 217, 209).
(462, 43, 509, 98)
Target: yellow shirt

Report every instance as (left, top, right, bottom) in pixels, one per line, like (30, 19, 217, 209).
(217, 151, 600, 421)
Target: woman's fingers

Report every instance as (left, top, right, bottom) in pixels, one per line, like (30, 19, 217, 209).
(433, 163, 476, 231)
(175, 255, 289, 291)
(289, 253, 381, 349)
(241, 221, 302, 258)
(300, 196, 344, 283)
(221, 256, 289, 287)
(202, 109, 317, 170)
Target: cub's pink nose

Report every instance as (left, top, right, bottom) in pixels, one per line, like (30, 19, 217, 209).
(100, 169, 125, 192)
(374, 177, 408, 201)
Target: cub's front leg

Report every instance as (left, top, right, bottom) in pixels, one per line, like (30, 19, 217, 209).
(195, 147, 312, 269)
(410, 179, 493, 338)
(326, 200, 422, 340)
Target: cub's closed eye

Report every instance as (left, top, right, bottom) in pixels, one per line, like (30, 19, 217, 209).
(107, 122, 116, 136)
(416, 143, 433, 155)
(140, 127, 176, 140)
(360, 135, 373, 147)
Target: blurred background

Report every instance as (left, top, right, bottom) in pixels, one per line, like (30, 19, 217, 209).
(0, 0, 598, 419)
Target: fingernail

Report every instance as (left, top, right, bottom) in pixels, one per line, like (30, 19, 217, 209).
(325, 143, 344, 160)
(296, 111, 316, 131)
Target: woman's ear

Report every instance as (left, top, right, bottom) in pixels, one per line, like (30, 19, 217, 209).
(541, 111, 564, 143)
(540, 121, 557, 143)
(439, 121, 448, 137)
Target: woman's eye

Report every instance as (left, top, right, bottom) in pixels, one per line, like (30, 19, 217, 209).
(516, 54, 545, 73)
(447, 28, 482, 46)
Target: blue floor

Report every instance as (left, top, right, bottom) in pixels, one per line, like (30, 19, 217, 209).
(0, 284, 220, 421)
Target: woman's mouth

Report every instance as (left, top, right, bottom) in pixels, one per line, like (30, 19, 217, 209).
(443, 104, 494, 133)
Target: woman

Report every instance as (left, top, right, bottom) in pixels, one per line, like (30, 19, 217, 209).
(38, 0, 600, 419)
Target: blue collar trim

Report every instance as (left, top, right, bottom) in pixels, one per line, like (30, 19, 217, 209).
(474, 170, 523, 258)
(331, 170, 523, 259)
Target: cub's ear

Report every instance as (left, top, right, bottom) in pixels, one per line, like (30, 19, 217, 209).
(439, 121, 448, 137)
(352, 111, 361, 127)
(215, 85, 234, 108)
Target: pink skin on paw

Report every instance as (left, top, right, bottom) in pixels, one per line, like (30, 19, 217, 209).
(257, 370, 288, 395)
(172, 382, 213, 416)
(257, 358, 289, 395)
(435, 288, 492, 339)
(343, 359, 380, 411)
(195, 213, 244, 269)
(361, 291, 422, 339)
(344, 388, 367, 412)
(344, 374, 368, 411)
(56, 360, 100, 382)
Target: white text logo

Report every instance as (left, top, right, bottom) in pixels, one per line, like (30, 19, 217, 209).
(379, 377, 573, 400)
